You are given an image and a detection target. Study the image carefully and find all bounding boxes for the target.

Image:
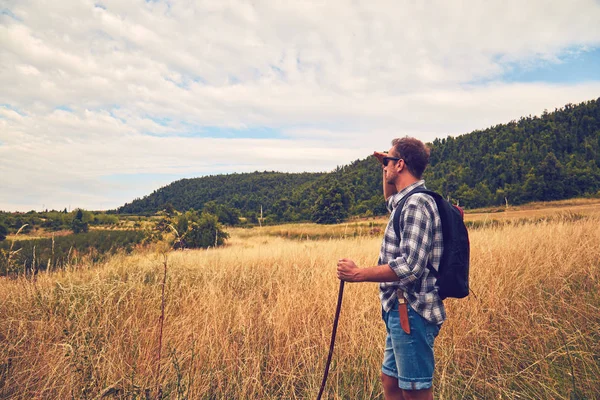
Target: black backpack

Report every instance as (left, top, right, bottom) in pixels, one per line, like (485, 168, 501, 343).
(393, 187, 470, 300)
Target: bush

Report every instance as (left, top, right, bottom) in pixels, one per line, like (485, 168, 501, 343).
(72, 210, 89, 234)
(0, 224, 7, 242)
(176, 212, 229, 249)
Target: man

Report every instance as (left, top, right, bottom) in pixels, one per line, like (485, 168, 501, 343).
(337, 136, 444, 400)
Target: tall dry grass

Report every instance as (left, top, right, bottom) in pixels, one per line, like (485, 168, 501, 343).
(1, 213, 599, 399)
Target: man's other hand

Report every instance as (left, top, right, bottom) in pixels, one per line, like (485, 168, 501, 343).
(337, 258, 362, 282)
(373, 151, 388, 165)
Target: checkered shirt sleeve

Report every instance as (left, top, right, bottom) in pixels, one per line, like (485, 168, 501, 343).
(378, 181, 446, 325)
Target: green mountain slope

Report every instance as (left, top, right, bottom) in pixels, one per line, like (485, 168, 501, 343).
(118, 97, 600, 219)
(119, 172, 324, 218)
(425, 98, 600, 207)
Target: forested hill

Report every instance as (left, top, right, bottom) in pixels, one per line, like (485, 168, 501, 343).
(425, 98, 600, 208)
(118, 157, 388, 223)
(118, 98, 600, 221)
(119, 172, 324, 220)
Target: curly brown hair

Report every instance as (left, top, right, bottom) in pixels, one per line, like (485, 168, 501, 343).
(391, 136, 431, 179)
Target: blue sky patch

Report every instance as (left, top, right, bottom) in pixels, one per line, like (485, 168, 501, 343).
(1, 104, 25, 115)
(164, 74, 206, 89)
(146, 115, 172, 127)
(228, 75, 241, 84)
(503, 47, 600, 84)
(270, 65, 285, 80)
(140, 125, 286, 139)
(198, 126, 284, 139)
(142, 123, 286, 139)
(109, 109, 126, 123)
(1, 8, 21, 21)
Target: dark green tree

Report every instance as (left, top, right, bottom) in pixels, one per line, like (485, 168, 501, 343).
(311, 185, 350, 224)
(186, 212, 229, 248)
(537, 152, 566, 201)
(472, 182, 493, 208)
(71, 209, 89, 234)
(175, 214, 189, 237)
(202, 201, 241, 226)
(162, 202, 176, 217)
(454, 184, 477, 208)
(270, 198, 291, 222)
(0, 224, 7, 242)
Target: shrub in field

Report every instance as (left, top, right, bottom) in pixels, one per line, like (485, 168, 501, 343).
(71, 209, 89, 234)
(176, 211, 229, 249)
(0, 224, 7, 242)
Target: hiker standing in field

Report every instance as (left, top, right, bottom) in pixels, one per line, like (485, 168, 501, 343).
(337, 136, 444, 400)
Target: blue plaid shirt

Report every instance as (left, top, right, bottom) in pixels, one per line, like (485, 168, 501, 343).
(378, 180, 446, 325)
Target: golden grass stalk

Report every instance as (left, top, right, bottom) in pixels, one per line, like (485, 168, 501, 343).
(156, 254, 168, 399)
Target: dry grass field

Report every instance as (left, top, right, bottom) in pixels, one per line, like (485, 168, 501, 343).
(1, 201, 599, 399)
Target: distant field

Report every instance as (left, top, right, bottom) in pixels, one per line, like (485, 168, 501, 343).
(0, 200, 599, 399)
(465, 197, 600, 221)
(232, 197, 600, 241)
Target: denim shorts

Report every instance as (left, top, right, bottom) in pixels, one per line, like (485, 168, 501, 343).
(381, 298, 441, 390)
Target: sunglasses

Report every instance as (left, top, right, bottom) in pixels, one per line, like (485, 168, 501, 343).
(382, 156, 402, 166)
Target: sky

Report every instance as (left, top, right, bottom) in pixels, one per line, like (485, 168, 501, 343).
(1, 0, 600, 212)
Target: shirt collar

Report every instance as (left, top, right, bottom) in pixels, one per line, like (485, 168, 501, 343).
(390, 180, 426, 210)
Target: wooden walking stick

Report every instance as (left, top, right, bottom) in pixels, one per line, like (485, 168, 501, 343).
(317, 280, 345, 400)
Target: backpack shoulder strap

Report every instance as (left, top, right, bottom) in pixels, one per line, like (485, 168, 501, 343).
(392, 186, 436, 239)
(392, 187, 442, 275)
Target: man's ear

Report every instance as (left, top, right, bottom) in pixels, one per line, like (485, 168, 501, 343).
(395, 159, 404, 173)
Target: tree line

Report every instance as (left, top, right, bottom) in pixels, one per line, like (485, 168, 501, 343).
(425, 99, 600, 208)
(110, 97, 599, 223)
(0, 209, 119, 238)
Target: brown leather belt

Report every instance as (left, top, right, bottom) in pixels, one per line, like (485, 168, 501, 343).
(396, 290, 411, 335)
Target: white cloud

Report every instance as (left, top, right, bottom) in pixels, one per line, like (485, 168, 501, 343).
(1, 0, 600, 210)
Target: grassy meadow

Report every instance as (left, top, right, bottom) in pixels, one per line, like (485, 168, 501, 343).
(1, 201, 600, 399)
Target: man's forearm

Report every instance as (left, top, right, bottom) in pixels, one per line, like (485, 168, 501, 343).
(357, 264, 400, 283)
